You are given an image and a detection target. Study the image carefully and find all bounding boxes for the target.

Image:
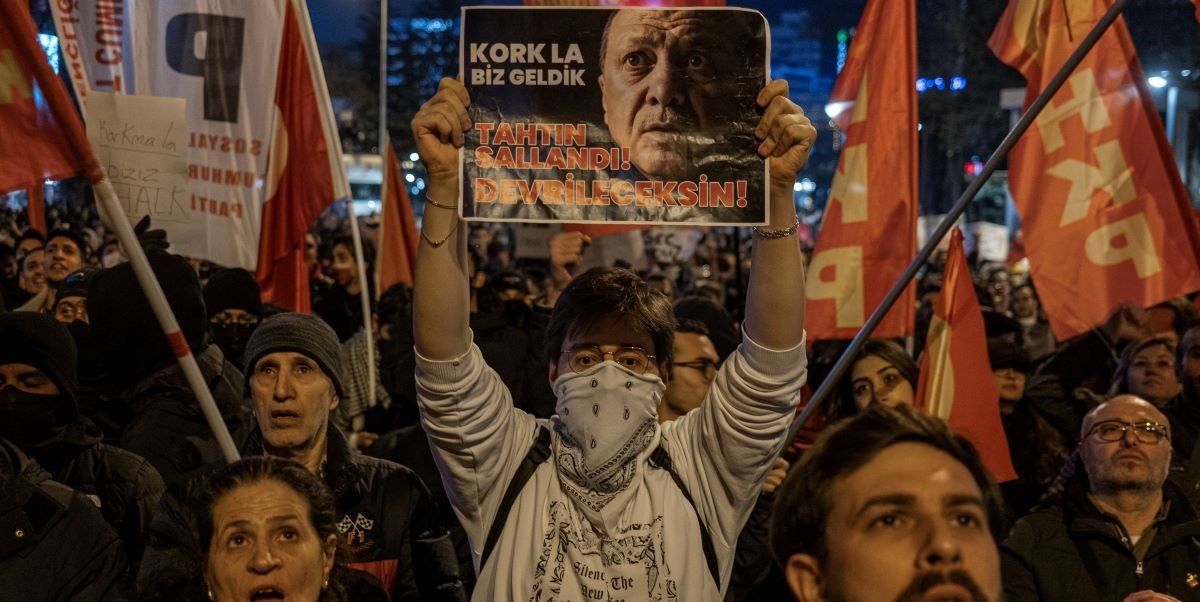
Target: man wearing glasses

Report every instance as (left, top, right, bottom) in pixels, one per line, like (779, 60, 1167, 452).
(412, 76, 812, 600)
(1002, 395, 1199, 601)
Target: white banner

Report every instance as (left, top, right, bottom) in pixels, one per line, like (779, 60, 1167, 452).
(134, 0, 284, 269)
(50, 0, 137, 112)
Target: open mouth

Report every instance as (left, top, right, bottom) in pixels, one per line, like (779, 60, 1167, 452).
(250, 586, 285, 601)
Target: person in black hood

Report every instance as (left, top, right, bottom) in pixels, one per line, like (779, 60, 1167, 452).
(0, 312, 166, 566)
(0, 436, 127, 600)
(202, 267, 264, 368)
(87, 251, 254, 484)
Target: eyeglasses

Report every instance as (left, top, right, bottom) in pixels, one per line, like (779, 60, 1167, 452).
(673, 359, 717, 381)
(1085, 420, 1170, 444)
(561, 344, 656, 375)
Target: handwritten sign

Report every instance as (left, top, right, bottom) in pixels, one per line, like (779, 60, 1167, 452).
(86, 93, 191, 248)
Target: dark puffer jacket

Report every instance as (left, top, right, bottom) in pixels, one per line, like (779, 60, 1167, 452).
(1003, 476, 1200, 601)
(0, 439, 127, 601)
(98, 344, 254, 485)
(28, 420, 164, 566)
(140, 426, 467, 601)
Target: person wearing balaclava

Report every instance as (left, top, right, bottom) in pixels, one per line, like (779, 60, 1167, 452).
(202, 267, 264, 368)
(0, 312, 165, 567)
(87, 251, 253, 484)
(0, 437, 127, 600)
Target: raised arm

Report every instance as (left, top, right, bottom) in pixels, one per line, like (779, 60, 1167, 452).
(743, 80, 816, 350)
(412, 78, 474, 360)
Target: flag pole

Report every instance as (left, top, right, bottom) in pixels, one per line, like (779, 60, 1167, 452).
(93, 179, 241, 463)
(346, 199, 377, 408)
(784, 0, 1133, 448)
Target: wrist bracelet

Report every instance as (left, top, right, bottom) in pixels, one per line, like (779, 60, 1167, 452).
(425, 196, 458, 211)
(421, 224, 456, 248)
(751, 218, 800, 239)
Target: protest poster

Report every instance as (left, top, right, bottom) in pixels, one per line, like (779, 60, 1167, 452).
(134, 0, 285, 269)
(85, 92, 191, 250)
(460, 7, 769, 226)
(50, 0, 136, 112)
(514, 223, 563, 259)
(646, 226, 702, 265)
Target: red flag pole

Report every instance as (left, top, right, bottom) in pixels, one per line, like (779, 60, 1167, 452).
(785, 0, 1134, 450)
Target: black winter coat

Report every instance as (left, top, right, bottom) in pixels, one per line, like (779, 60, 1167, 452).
(30, 420, 165, 565)
(1003, 478, 1200, 601)
(0, 440, 127, 601)
(140, 426, 467, 601)
(99, 345, 254, 484)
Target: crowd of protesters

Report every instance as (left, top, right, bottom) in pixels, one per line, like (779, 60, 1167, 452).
(2, 83, 1200, 602)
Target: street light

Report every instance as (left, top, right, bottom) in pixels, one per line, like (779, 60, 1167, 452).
(1148, 76, 1168, 88)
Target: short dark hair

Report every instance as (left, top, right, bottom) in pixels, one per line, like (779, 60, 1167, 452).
(769, 404, 1006, 566)
(832, 340, 918, 420)
(675, 318, 710, 337)
(545, 266, 676, 368)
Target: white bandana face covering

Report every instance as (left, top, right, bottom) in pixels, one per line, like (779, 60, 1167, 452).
(552, 361, 664, 514)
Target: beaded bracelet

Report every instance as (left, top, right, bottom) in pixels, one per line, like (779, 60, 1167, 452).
(751, 218, 800, 239)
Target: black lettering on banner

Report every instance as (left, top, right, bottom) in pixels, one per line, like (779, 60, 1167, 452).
(164, 13, 245, 123)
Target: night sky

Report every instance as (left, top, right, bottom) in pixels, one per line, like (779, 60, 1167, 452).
(306, 0, 864, 46)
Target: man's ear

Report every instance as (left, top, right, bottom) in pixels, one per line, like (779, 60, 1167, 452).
(548, 362, 559, 384)
(784, 554, 824, 602)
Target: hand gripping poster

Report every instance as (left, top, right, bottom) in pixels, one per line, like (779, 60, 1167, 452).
(460, 7, 770, 226)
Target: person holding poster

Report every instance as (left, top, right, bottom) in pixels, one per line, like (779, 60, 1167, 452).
(461, 7, 769, 227)
(413, 64, 814, 599)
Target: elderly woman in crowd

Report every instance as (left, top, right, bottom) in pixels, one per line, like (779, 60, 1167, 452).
(141, 456, 386, 602)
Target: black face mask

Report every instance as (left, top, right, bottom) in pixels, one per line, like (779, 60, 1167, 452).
(66, 319, 107, 387)
(0, 386, 63, 449)
(210, 321, 257, 365)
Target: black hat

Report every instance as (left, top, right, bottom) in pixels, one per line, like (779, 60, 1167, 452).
(54, 266, 99, 305)
(0, 312, 79, 412)
(88, 252, 207, 385)
(987, 337, 1031, 374)
(243, 313, 344, 397)
(203, 268, 264, 319)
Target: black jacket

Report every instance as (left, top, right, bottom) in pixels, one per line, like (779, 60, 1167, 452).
(0, 440, 127, 601)
(98, 345, 254, 484)
(140, 426, 467, 601)
(1003, 477, 1200, 601)
(29, 420, 165, 565)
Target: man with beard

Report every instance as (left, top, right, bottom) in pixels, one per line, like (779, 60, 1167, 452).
(1003, 396, 1200, 601)
(770, 404, 1004, 602)
(412, 74, 813, 599)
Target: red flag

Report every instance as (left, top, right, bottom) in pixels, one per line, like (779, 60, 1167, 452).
(804, 0, 918, 342)
(376, 142, 420, 291)
(989, 0, 1200, 340)
(0, 0, 102, 194)
(257, 0, 349, 312)
(916, 229, 1018, 482)
(26, 184, 46, 233)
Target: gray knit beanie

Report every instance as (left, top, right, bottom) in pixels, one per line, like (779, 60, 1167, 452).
(242, 313, 344, 397)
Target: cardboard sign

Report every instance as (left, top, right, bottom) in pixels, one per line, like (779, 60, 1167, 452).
(86, 92, 191, 247)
